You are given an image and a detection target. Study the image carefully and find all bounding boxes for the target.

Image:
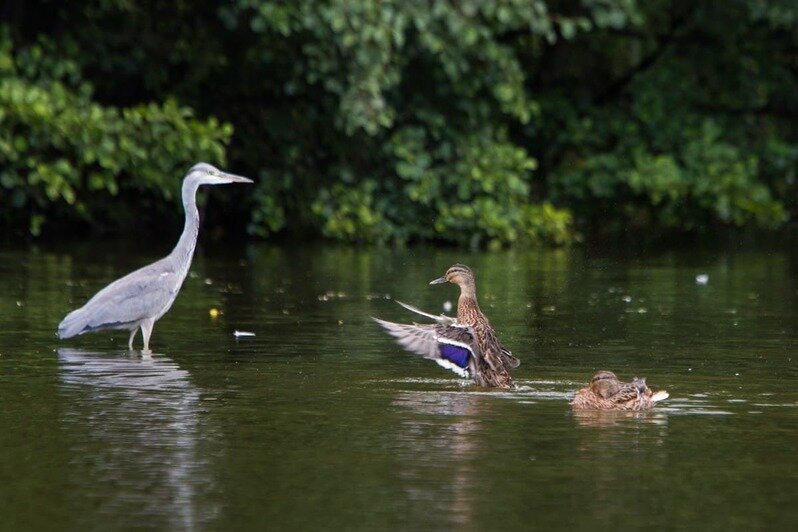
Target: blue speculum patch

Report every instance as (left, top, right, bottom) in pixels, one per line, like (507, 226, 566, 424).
(438, 343, 470, 368)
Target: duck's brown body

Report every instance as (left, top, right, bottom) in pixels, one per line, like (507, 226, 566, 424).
(571, 371, 668, 410)
(374, 264, 518, 389)
(435, 264, 517, 389)
(456, 297, 514, 388)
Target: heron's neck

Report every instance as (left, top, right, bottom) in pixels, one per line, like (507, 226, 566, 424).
(171, 180, 201, 276)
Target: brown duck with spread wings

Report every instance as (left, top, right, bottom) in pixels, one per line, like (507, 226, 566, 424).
(374, 264, 519, 389)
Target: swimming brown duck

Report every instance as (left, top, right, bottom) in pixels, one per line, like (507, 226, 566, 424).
(373, 264, 519, 389)
(571, 371, 669, 410)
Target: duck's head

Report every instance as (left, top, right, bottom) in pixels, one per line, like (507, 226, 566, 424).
(590, 370, 621, 399)
(430, 264, 476, 291)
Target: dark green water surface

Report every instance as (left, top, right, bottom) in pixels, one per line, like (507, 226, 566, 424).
(1, 243, 796, 530)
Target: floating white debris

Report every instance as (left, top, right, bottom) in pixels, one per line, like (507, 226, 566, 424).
(443, 300, 453, 313)
(318, 290, 347, 301)
(622, 295, 632, 303)
(233, 330, 256, 337)
(695, 274, 709, 285)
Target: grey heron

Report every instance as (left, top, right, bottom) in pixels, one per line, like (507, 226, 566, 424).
(58, 162, 253, 352)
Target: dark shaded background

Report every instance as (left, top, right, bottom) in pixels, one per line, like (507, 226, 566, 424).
(1, 1, 796, 247)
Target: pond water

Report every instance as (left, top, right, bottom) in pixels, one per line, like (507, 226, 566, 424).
(0, 242, 796, 529)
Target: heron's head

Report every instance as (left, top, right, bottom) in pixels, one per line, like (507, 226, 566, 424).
(187, 162, 253, 185)
(430, 264, 476, 289)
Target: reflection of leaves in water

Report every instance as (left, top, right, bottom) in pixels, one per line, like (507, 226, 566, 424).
(58, 349, 220, 529)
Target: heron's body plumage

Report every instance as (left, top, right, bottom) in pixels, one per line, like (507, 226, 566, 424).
(58, 258, 182, 338)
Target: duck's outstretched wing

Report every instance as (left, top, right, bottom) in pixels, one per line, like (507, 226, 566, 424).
(372, 317, 477, 378)
(395, 301, 457, 326)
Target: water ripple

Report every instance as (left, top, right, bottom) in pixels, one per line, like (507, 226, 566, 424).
(57, 348, 220, 529)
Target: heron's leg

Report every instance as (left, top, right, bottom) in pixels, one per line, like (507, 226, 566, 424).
(140, 319, 155, 354)
(128, 328, 138, 350)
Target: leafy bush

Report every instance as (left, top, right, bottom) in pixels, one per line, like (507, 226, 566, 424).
(2, 0, 797, 246)
(0, 33, 231, 237)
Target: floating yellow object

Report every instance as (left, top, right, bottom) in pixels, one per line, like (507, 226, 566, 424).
(209, 308, 220, 318)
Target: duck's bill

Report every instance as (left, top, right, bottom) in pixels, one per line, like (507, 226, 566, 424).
(651, 390, 669, 403)
(429, 276, 447, 285)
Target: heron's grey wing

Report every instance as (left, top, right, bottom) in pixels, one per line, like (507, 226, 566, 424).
(498, 343, 521, 369)
(90, 266, 180, 322)
(59, 261, 180, 337)
(396, 301, 457, 326)
(372, 318, 478, 377)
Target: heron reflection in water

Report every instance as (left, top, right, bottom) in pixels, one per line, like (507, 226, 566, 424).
(58, 348, 220, 528)
(58, 163, 252, 352)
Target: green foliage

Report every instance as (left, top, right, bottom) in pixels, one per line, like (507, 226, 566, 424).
(0, 33, 231, 236)
(222, 0, 580, 246)
(384, 125, 572, 247)
(312, 181, 386, 242)
(552, 118, 788, 232)
(2, 0, 797, 245)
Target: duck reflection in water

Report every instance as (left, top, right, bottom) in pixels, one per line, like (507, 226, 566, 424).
(392, 389, 496, 528)
(58, 348, 220, 529)
(571, 408, 669, 429)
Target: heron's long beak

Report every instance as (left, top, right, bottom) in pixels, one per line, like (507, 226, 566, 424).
(219, 171, 254, 184)
(429, 275, 447, 285)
